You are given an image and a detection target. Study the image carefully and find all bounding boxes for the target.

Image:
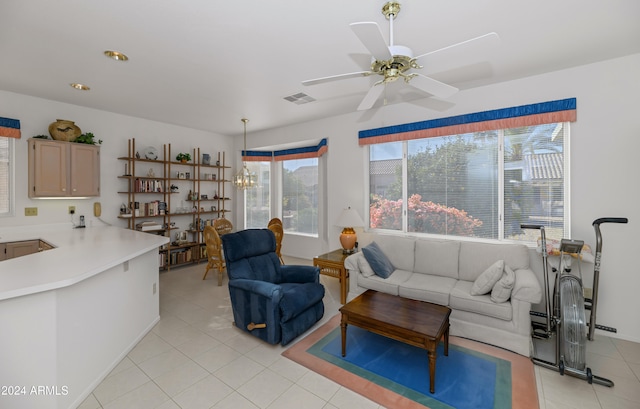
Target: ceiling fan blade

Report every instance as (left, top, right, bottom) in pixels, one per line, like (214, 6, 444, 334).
(350, 22, 392, 61)
(302, 71, 372, 86)
(357, 84, 385, 111)
(410, 74, 459, 99)
(415, 32, 500, 75)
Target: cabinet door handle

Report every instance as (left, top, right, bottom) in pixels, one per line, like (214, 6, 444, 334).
(62, 188, 66, 192)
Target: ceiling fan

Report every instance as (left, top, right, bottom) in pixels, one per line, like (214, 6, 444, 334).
(302, 1, 500, 111)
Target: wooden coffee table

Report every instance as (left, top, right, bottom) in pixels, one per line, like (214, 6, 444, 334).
(339, 290, 451, 394)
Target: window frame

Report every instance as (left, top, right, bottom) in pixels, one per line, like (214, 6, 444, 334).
(280, 157, 319, 238)
(366, 123, 570, 244)
(0, 137, 14, 218)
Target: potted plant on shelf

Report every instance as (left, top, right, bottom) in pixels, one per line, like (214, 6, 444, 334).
(176, 153, 191, 163)
(75, 132, 102, 145)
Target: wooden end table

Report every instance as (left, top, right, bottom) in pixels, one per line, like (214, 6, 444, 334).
(339, 290, 451, 394)
(313, 249, 350, 304)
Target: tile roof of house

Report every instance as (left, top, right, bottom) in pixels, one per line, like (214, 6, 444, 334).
(524, 152, 563, 180)
(370, 159, 402, 175)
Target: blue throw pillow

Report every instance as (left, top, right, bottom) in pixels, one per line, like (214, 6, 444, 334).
(362, 242, 394, 279)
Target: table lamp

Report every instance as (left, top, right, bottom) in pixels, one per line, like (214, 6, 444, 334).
(335, 207, 365, 254)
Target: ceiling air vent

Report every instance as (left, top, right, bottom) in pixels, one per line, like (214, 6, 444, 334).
(284, 92, 316, 105)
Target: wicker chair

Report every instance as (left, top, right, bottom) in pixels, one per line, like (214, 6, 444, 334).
(267, 220, 284, 264)
(202, 225, 226, 285)
(213, 218, 233, 236)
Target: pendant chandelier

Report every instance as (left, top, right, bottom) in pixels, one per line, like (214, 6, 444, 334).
(233, 118, 257, 190)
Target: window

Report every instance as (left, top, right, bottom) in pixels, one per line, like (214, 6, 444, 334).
(369, 123, 568, 242)
(245, 161, 271, 228)
(0, 137, 12, 216)
(282, 158, 318, 236)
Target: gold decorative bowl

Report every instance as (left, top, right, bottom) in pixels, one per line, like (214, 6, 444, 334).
(49, 119, 81, 142)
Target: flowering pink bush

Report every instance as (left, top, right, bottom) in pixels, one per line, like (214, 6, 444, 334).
(370, 194, 483, 236)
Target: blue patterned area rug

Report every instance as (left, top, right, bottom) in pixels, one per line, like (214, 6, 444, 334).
(283, 314, 538, 409)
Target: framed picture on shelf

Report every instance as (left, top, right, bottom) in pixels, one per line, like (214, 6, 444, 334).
(177, 172, 186, 179)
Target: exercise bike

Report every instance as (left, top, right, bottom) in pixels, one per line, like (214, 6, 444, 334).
(522, 217, 627, 386)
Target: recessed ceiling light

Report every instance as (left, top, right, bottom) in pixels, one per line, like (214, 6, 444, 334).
(70, 83, 90, 91)
(104, 50, 129, 61)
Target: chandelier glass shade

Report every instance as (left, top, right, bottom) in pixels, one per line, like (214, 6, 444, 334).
(233, 118, 257, 190)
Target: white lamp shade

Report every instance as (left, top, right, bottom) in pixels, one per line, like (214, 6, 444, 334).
(335, 207, 365, 228)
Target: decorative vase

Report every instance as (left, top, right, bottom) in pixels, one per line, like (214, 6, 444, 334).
(48, 119, 81, 142)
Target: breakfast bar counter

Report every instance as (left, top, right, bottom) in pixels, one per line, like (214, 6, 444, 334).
(0, 224, 168, 409)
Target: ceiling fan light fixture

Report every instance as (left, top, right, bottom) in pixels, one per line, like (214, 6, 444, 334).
(233, 118, 257, 190)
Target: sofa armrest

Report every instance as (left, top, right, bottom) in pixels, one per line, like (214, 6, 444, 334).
(280, 265, 320, 284)
(512, 268, 542, 304)
(344, 253, 361, 272)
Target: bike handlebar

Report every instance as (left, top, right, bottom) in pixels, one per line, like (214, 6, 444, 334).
(593, 217, 628, 226)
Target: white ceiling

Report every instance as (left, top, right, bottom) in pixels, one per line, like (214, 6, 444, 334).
(1, 0, 639, 137)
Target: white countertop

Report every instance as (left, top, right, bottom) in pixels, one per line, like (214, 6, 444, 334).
(0, 224, 169, 301)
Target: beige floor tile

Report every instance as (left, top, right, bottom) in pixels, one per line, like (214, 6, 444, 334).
(138, 348, 191, 379)
(153, 360, 209, 397)
(77, 393, 101, 409)
(214, 355, 265, 389)
(103, 381, 169, 409)
(172, 375, 233, 409)
(613, 338, 640, 364)
(593, 375, 640, 405)
(237, 368, 294, 409)
(267, 384, 327, 409)
(127, 331, 173, 364)
(595, 390, 640, 409)
(268, 355, 310, 383)
(92, 366, 151, 406)
(175, 332, 221, 359)
(192, 342, 243, 373)
(211, 391, 260, 409)
(105, 356, 135, 379)
(297, 371, 341, 401)
(245, 343, 288, 367)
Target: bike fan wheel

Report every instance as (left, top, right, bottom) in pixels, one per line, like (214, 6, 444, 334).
(560, 275, 587, 371)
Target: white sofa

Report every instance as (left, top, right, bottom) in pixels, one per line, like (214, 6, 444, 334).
(344, 234, 542, 356)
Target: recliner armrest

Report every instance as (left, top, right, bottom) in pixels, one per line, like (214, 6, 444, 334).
(229, 278, 283, 301)
(280, 265, 320, 284)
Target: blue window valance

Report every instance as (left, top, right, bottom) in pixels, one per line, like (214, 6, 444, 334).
(245, 138, 327, 162)
(358, 98, 576, 146)
(0, 116, 21, 139)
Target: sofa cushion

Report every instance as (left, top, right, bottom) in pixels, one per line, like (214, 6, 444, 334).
(399, 274, 456, 306)
(491, 265, 516, 303)
(413, 239, 460, 279)
(356, 269, 413, 296)
(362, 242, 394, 278)
(357, 253, 376, 278)
(373, 235, 416, 272)
(458, 241, 529, 282)
(471, 260, 504, 295)
(451, 281, 513, 321)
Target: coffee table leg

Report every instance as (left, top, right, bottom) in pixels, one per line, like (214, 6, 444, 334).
(340, 321, 347, 357)
(444, 324, 449, 356)
(428, 349, 436, 394)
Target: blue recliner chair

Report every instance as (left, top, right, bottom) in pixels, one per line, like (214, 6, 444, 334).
(221, 229, 325, 345)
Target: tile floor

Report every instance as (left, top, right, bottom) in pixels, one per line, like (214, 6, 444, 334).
(79, 256, 640, 409)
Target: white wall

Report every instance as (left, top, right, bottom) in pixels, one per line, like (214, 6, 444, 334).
(0, 90, 234, 233)
(239, 53, 640, 343)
